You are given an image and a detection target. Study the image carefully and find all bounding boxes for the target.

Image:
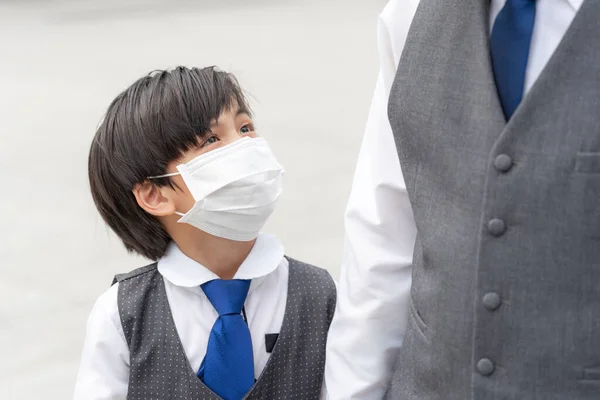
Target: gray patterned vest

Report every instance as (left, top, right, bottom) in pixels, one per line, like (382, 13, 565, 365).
(113, 257, 336, 400)
(386, 0, 600, 399)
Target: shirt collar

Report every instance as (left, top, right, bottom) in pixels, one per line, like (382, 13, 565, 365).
(158, 233, 285, 294)
(566, 0, 584, 11)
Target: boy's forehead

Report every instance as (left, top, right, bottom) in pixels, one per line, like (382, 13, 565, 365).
(209, 102, 251, 127)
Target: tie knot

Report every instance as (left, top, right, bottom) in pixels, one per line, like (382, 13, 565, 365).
(201, 279, 251, 316)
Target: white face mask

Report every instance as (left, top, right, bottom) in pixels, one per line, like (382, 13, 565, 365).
(149, 137, 284, 241)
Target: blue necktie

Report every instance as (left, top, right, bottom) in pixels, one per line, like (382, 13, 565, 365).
(198, 279, 254, 400)
(490, 0, 536, 119)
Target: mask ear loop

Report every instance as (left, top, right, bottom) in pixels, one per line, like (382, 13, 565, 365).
(147, 171, 181, 179)
(145, 172, 186, 217)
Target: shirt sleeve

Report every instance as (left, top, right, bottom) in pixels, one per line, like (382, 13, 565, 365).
(324, 0, 420, 398)
(73, 283, 130, 400)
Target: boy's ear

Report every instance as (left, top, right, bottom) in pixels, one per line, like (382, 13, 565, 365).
(133, 181, 176, 217)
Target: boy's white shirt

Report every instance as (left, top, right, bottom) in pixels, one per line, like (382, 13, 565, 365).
(74, 233, 328, 399)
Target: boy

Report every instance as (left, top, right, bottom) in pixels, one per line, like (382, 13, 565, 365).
(74, 66, 336, 400)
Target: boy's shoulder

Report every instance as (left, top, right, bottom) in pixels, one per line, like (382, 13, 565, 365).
(111, 262, 159, 286)
(285, 256, 337, 295)
(286, 256, 333, 278)
(283, 257, 337, 324)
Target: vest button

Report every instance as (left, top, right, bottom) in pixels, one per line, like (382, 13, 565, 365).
(487, 218, 506, 236)
(483, 292, 501, 311)
(494, 154, 513, 172)
(477, 358, 495, 376)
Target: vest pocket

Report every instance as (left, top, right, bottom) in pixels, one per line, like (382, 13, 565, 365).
(575, 152, 600, 174)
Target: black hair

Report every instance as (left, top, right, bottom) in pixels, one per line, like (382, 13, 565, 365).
(88, 66, 251, 260)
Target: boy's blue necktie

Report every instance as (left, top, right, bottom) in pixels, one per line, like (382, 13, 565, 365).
(490, 0, 537, 119)
(198, 279, 254, 400)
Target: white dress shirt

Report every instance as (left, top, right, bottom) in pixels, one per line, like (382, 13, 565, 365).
(74, 233, 290, 399)
(324, 0, 584, 398)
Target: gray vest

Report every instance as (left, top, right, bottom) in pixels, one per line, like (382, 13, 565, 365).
(386, 0, 600, 399)
(113, 257, 336, 400)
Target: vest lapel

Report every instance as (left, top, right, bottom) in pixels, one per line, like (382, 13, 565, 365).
(498, 0, 598, 144)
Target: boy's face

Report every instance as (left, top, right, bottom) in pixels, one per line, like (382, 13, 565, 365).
(167, 104, 257, 214)
(132, 104, 257, 220)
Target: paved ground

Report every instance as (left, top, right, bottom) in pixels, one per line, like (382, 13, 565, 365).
(0, 0, 386, 398)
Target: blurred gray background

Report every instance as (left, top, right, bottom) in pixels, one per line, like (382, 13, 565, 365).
(0, 0, 386, 398)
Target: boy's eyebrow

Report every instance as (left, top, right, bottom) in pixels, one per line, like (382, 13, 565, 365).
(210, 106, 250, 127)
(236, 106, 250, 116)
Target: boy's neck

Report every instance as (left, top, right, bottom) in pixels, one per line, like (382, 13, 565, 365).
(171, 226, 256, 280)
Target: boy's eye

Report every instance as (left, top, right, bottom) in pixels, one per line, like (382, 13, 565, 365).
(203, 136, 219, 147)
(240, 124, 253, 134)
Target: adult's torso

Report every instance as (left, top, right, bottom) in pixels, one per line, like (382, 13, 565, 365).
(386, 0, 600, 398)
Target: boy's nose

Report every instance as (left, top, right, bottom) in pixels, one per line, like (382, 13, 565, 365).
(222, 135, 243, 146)
(222, 130, 256, 145)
